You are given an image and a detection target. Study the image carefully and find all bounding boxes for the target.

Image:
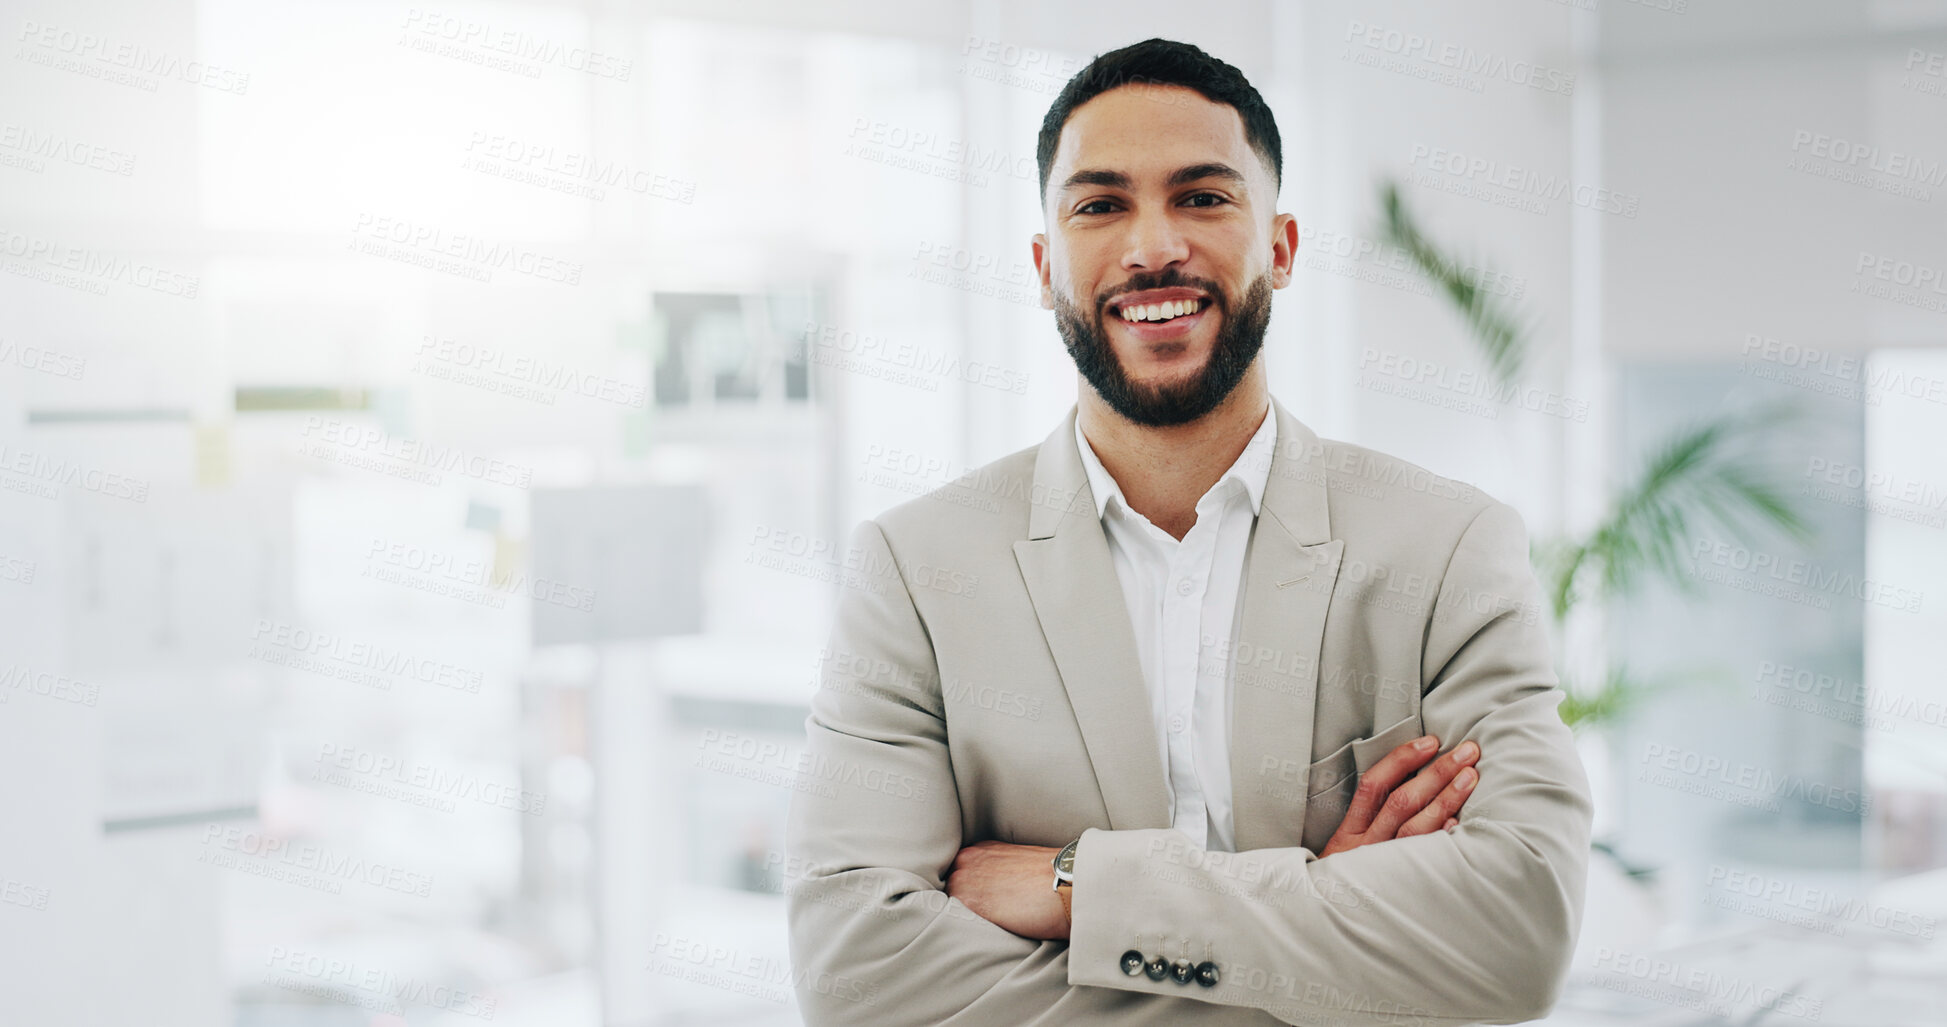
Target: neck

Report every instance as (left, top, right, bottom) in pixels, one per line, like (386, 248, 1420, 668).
(1077, 365, 1270, 541)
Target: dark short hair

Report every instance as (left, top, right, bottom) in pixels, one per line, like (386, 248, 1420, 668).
(1036, 38, 1282, 200)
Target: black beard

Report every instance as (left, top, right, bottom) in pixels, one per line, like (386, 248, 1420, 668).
(1053, 270, 1272, 428)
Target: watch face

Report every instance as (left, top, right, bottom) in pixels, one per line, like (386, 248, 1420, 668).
(1054, 840, 1078, 875)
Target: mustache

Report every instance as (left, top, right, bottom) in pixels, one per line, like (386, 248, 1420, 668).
(1095, 270, 1227, 312)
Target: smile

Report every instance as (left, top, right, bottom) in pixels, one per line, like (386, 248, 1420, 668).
(1115, 297, 1211, 323)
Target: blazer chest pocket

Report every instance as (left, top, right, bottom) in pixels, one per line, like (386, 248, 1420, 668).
(1299, 713, 1425, 852)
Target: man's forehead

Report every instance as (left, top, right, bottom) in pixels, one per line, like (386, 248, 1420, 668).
(1049, 84, 1258, 187)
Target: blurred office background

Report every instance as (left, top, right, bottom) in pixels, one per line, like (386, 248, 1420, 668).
(1, 0, 1944, 1023)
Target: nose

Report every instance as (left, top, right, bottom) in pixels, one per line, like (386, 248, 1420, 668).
(1120, 206, 1189, 272)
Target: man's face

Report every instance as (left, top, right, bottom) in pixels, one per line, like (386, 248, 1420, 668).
(1033, 83, 1296, 427)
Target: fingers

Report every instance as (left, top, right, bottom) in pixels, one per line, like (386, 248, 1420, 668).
(1336, 735, 1439, 836)
(1396, 765, 1478, 838)
(1370, 740, 1480, 839)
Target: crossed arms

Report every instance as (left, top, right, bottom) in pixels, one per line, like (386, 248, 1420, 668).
(784, 502, 1593, 1026)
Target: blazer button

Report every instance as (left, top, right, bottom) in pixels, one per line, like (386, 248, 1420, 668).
(1170, 959, 1194, 984)
(1144, 955, 1169, 981)
(1120, 950, 1145, 976)
(1195, 960, 1220, 988)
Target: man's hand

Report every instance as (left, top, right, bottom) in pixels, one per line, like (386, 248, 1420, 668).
(1319, 736, 1479, 858)
(947, 739, 1478, 935)
(946, 839, 1070, 941)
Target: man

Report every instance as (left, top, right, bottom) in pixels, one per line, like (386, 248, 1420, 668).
(785, 38, 1591, 1026)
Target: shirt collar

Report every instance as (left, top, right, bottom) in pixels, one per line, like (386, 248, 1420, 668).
(1073, 400, 1278, 523)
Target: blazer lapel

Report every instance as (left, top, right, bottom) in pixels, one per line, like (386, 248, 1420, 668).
(1012, 408, 1172, 832)
(1009, 399, 1342, 849)
(1227, 398, 1342, 852)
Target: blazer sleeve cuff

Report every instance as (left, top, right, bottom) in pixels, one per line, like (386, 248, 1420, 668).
(1066, 826, 1223, 992)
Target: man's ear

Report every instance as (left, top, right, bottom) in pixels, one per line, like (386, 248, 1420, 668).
(1269, 212, 1298, 289)
(1031, 232, 1055, 309)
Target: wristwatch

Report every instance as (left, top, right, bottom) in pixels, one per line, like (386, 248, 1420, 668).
(1052, 837, 1079, 925)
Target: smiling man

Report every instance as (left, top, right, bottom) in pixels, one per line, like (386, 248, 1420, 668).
(786, 38, 1592, 1026)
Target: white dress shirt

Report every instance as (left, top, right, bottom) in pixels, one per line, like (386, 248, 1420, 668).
(1072, 401, 1277, 853)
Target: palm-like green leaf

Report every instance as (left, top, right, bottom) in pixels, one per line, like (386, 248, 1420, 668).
(1557, 664, 1663, 730)
(1380, 173, 1812, 752)
(1376, 181, 1530, 385)
(1591, 839, 1660, 881)
(1543, 402, 1813, 620)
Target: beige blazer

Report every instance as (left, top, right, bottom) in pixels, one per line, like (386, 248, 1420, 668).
(784, 398, 1592, 1025)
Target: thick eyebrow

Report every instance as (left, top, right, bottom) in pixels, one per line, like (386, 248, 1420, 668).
(1166, 162, 1245, 188)
(1058, 162, 1247, 195)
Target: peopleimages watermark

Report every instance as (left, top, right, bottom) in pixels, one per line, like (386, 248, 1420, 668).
(1738, 332, 1884, 407)
(0, 552, 34, 587)
(803, 321, 1030, 397)
(298, 417, 533, 488)
(1787, 129, 1945, 203)
(1344, 21, 1575, 95)
(0, 338, 86, 380)
(348, 212, 583, 286)
(855, 438, 1152, 518)
(1583, 947, 1823, 1022)
(760, 849, 984, 926)
(1356, 348, 1591, 423)
(957, 36, 1199, 109)
(0, 226, 199, 298)
(812, 646, 936, 701)
(958, 35, 1080, 95)
(1851, 250, 1947, 315)
(1407, 144, 1639, 218)
(1143, 835, 1379, 914)
(397, 8, 631, 81)
(647, 931, 879, 1008)
(262, 946, 497, 1020)
(363, 537, 597, 613)
(248, 618, 484, 694)
(0, 662, 100, 707)
(412, 334, 646, 408)
(1801, 455, 1946, 529)
(14, 19, 250, 94)
(1239, 437, 1474, 504)
(1703, 863, 1937, 939)
(0, 121, 135, 176)
(746, 523, 979, 598)
(197, 824, 436, 897)
(1752, 660, 1947, 733)
(1690, 535, 1924, 614)
(1903, 48, 1947, 99)
(312, 742, 545, 815)
(0, 442, 148, 503)
(816, 639, 1030, 724)
(697, 728, 931, 803)
(0, 873, 50, 911)
(1638, 742, 1871, 816)
(459, 131, 691, 204)
(1740, 330, 1947, 407)
(907, 239, 1042, 307)
(1299, 223, 1528, 301)
(844, 117, 1037, 188)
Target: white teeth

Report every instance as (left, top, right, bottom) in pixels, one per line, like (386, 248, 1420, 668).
(1119, 298, 1202, 322)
